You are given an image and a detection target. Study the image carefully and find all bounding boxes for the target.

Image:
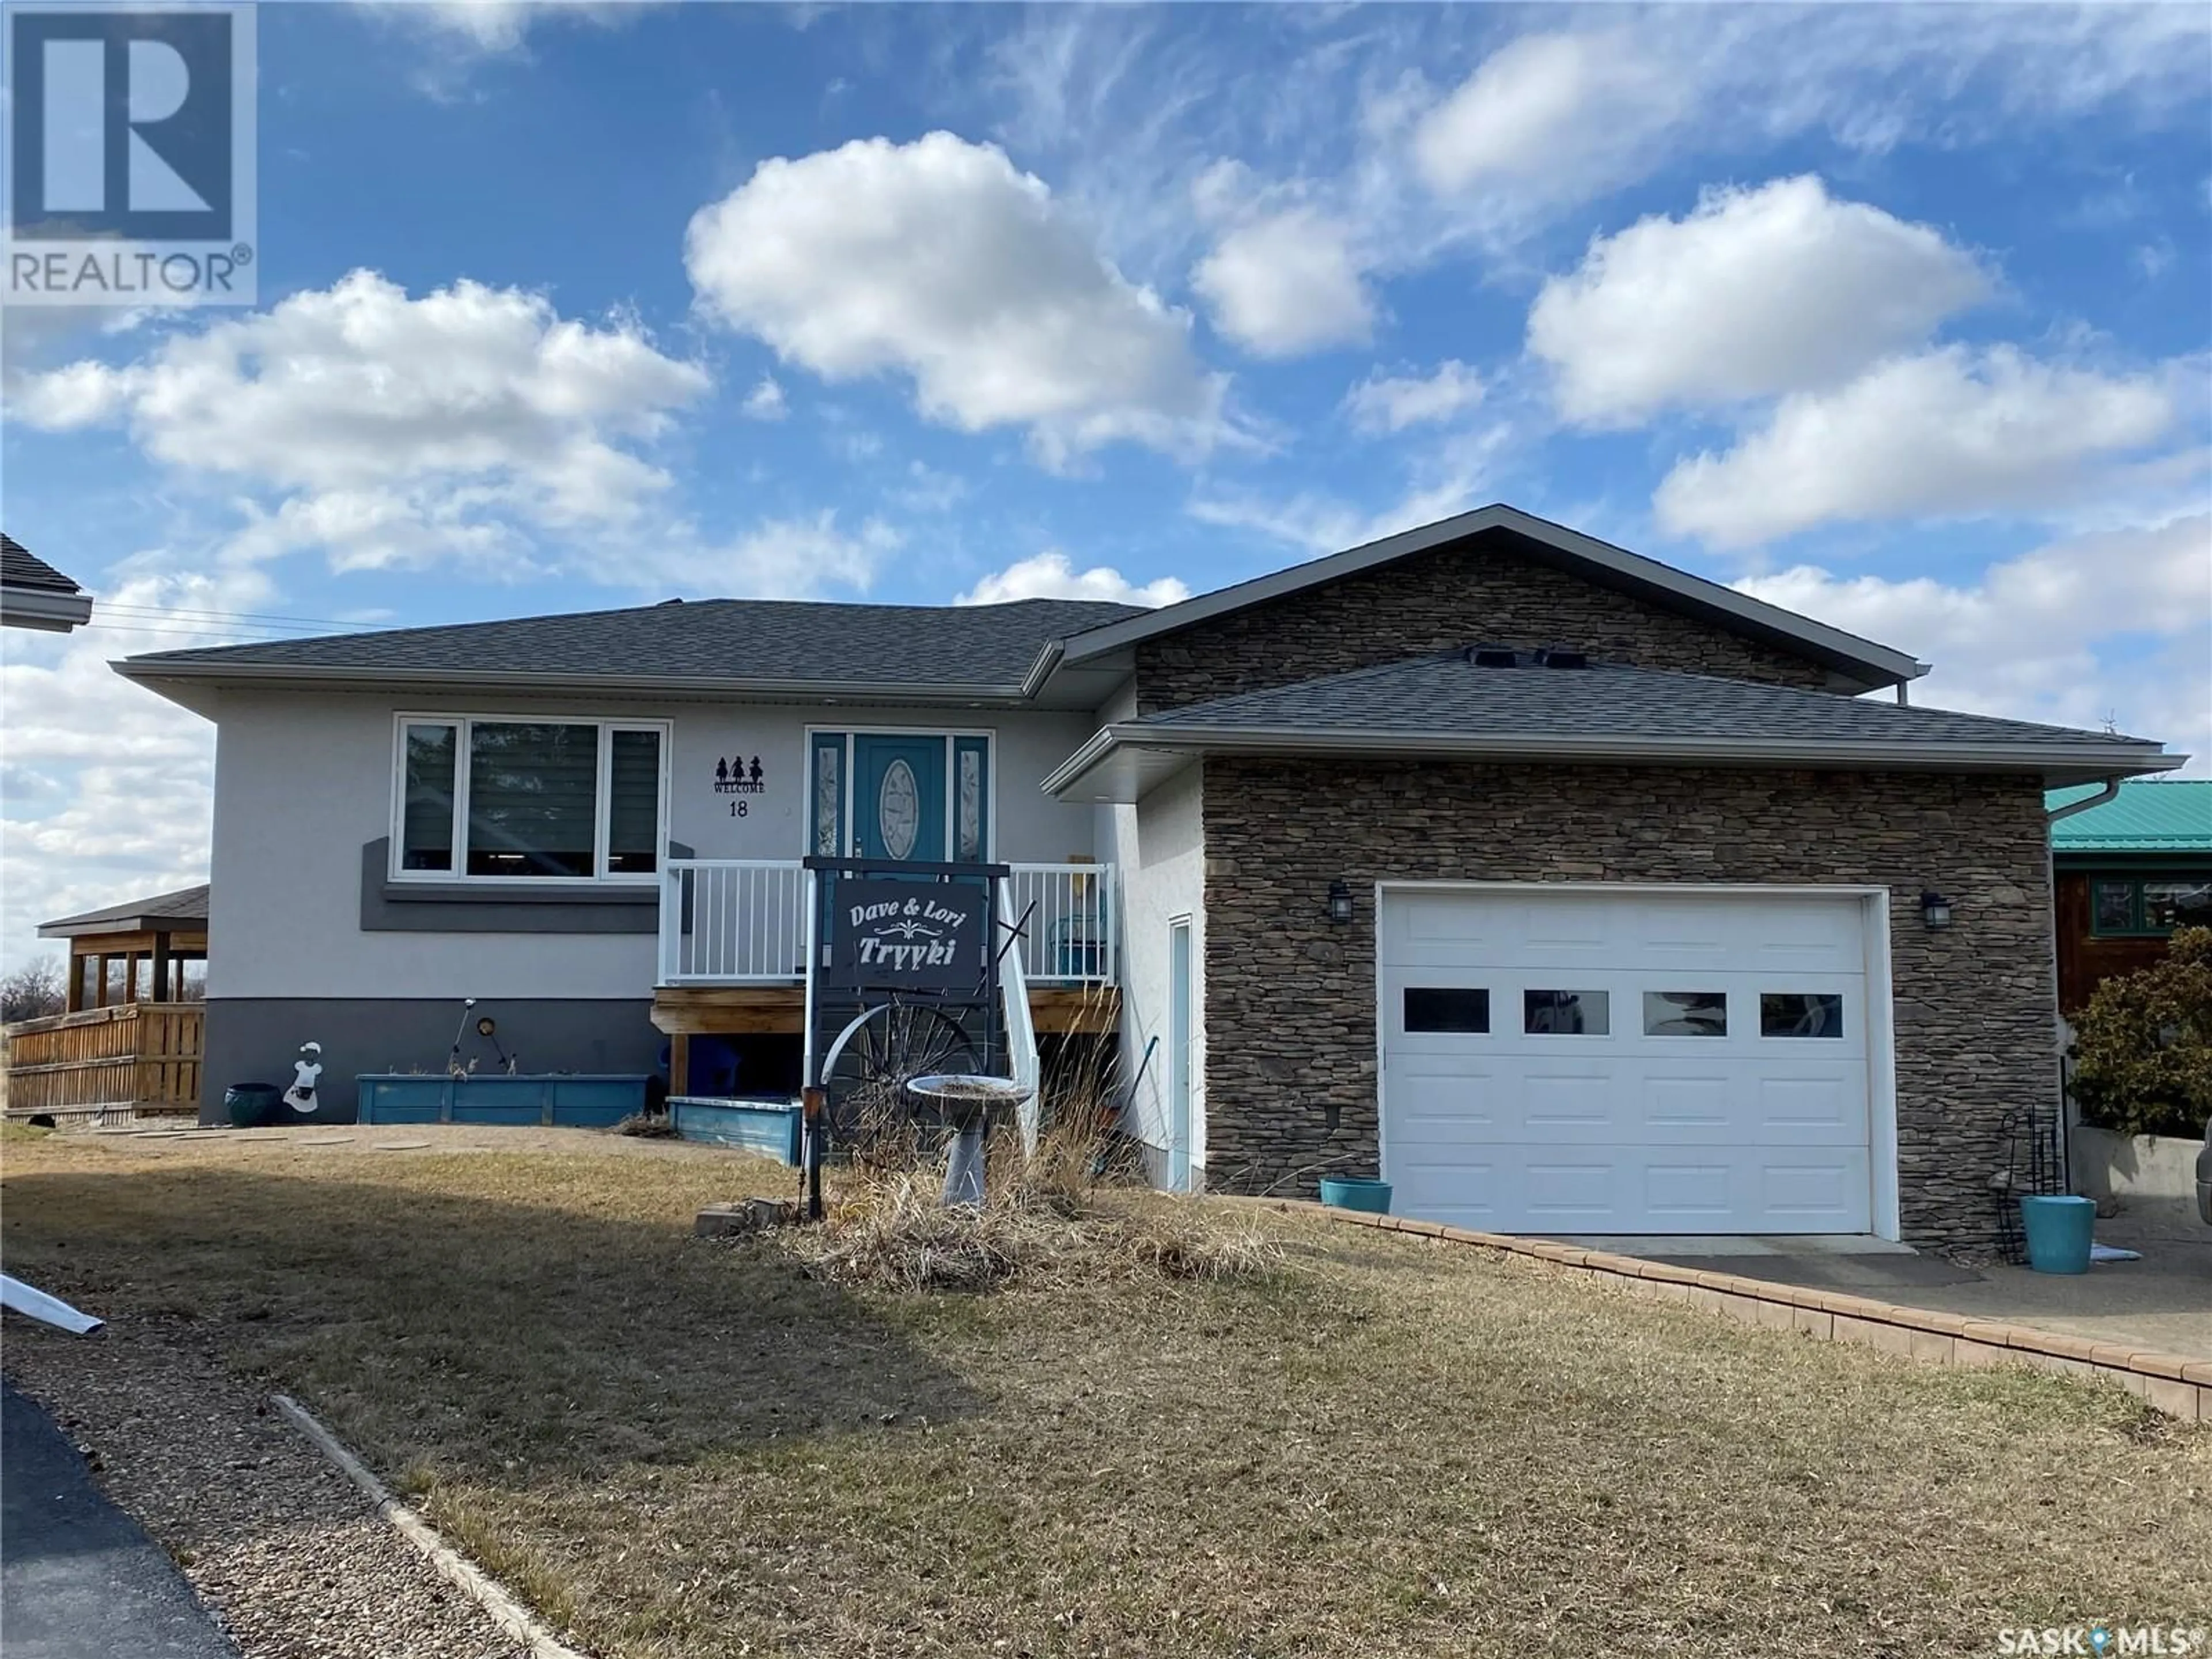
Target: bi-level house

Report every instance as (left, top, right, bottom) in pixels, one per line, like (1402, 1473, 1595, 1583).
(116, 506, 2181, 1251)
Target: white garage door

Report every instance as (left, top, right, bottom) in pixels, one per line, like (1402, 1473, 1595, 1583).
(1380, 887, 1878, 1236)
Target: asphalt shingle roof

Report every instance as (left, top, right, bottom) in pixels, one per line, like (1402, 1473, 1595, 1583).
(2047, 779, 2212, 852)
(122, 597, 1147, 689)
(1133, 650, 2166, 753)
(38, 884, 209, 937)
(1, 533, 82, 596)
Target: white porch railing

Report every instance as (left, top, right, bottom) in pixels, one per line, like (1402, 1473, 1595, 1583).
(657, 859, 1118, 989)
(1005, 863, 1118, 985)
(997, 879, 1041, 1152)
(658, 860, 808, 984)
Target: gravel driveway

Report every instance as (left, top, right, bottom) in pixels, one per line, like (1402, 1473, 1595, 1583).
(4, 1320, 529, 1659)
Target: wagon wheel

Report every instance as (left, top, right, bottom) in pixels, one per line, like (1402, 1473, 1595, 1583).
(822, 1001, 982, 1168)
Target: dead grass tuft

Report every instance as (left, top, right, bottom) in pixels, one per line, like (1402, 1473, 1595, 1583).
(783, 1120, 1282, 1293)
(613, 1112, 675, 1139)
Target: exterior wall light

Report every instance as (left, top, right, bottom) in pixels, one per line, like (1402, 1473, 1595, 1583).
(1327, 881, 1355, 925)
(1921, 891, 1954, 930)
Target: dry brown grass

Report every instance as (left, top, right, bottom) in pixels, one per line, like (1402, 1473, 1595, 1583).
(785, 1164, 1283, 1293)
(4, 1130, 2210, 1659)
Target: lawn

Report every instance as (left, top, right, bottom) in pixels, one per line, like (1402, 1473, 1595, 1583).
(4, 1131, 2208, 1658)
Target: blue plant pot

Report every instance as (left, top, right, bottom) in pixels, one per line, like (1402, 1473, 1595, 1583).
(2019, 1194, 2096, 1275)
(1319, 1177, 1393, 1215)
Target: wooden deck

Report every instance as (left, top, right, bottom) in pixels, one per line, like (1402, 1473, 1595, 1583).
(651, 984, 1119, 1038)
(1, 1003, 204, 1122)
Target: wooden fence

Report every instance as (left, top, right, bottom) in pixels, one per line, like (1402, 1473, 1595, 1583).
(1, 1003, 203, 1122)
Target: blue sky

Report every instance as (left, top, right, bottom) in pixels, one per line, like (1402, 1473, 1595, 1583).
(3, 1, 2210, 967)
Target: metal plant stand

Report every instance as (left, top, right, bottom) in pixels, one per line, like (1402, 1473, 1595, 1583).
(1993, 1090, 2066, 1264)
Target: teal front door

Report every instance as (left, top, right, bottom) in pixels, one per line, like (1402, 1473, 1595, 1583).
(853, 734, 946, 863)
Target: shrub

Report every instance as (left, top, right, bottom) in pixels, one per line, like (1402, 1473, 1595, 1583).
(2070, 926, 2212, 1139)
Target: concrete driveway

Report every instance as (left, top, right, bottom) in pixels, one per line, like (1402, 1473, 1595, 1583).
(1904, 1198, 2212, 1361)
(1, 1382, 238, 1659)
(1555, 1197, 2211, 1363)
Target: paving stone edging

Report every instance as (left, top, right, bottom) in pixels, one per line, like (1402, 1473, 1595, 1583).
(1288, 1204, 2211, 1422)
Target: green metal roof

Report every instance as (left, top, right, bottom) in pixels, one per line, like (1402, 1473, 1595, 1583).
(2048, 779, 2212, 853)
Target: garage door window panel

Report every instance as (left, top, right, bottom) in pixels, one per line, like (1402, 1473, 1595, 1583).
(1645, 991, 1728, 1037)
(1404, 987, 1490, 1033)
(1524, 990, 1609, 1035)
(1761, 993, 1844, 1039)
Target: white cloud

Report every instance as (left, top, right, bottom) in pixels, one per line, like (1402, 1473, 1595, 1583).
(368, 2, 647, 95)
(1404, 10, 2212, 237)
(8, 270, 710, 573)
(1654, 346, 2184, 547)
(685, 131, 1223, 464)
(1735, 513, 2211, 767)
(956, 552, 1189, 608)
(1528, 177, 1990, 426)
(1343, 360, 1484, 435)
(1192, 206, 1374, 358)
(889, 461, 968, 514)
(1412, 30, 1687, 207)
(741, 375, 788, 421)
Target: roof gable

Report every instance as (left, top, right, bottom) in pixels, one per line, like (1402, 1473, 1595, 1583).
(1050, 505, 1925, 694)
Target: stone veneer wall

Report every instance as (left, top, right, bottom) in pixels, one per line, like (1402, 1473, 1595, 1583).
(1134, 531, 1844, 714)
(1198, 759, 2056, 1252)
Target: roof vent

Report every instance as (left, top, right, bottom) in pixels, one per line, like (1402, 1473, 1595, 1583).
(1536, 646, 1588, 669)
(657, 597, 684, 606)
(1466, 643, 1519, 668)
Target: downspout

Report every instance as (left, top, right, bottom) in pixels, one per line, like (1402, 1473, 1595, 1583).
(2046, 778, 2121, 823)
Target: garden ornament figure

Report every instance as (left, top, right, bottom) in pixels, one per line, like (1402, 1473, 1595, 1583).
(283, 1041, 323, 1113)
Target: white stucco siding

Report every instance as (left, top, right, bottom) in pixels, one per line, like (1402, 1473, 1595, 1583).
(676, 704, 1100, 865)
(206, 689, 1102, 1002)
(1114, 764, 1205, 1178)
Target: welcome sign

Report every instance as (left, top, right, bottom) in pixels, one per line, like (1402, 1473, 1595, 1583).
(825, 878, 990, 992)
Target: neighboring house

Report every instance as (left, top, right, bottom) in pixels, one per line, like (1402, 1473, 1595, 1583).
(1, 533, 93, 633)
(2047, 779, 2212, 1012)
(113, 505, 2184, 1251)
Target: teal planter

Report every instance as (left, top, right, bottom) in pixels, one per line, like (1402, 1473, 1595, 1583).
(356, 1074, 649, 1127)
(2020, 1194, 2096, 1275)
(1320, 1177, 1393, 1214)
(669, 1097, 802, 1165)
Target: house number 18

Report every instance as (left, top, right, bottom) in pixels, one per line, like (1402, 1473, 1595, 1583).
(729, 800, 748, 817)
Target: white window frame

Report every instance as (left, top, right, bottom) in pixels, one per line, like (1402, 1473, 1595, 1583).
(389, 712, 672, 886)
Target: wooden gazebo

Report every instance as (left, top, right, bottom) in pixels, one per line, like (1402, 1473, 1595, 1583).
(39, 884, 209, 1010)
(3, 885, 209, 1122)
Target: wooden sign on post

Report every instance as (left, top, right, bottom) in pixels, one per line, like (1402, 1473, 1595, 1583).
(822, 877, 990, 993)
